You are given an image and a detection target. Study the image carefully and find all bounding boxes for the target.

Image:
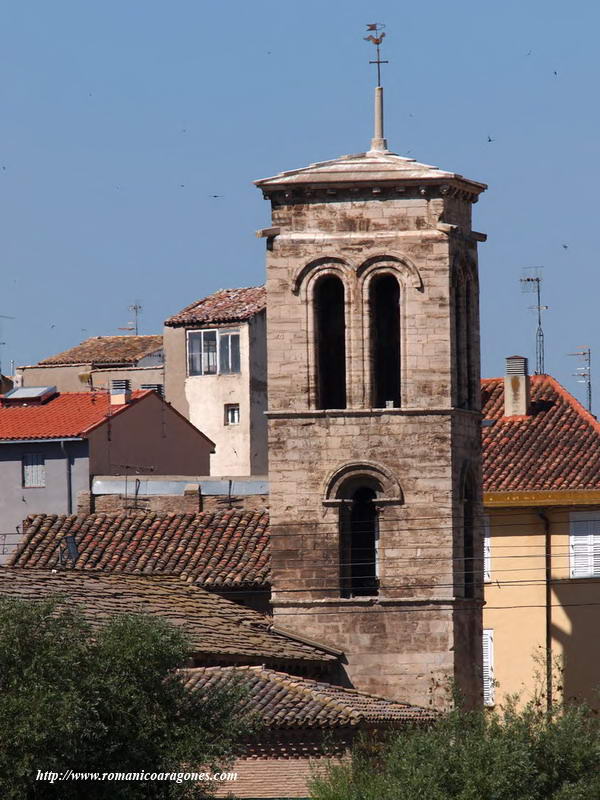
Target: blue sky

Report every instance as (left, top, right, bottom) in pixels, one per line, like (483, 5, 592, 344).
(1, 1, 598, 407)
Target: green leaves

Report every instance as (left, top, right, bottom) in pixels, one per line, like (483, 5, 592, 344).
(311, 698, 600, 800)
(0, 596, 252, 799)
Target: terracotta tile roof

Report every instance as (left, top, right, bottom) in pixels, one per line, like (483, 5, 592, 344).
(0, 568, 334, 664)
(165, 287, 266, 327)
(11, 510, 271, 588)
(38, 335, 163, 366)
(482, 375, 600, 492)
(0, 391, 149, 441)
(181, 666, 436, 728)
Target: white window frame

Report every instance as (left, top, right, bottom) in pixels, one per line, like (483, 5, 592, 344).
(187, 328, 240, 376)
(482, 628, 495, 706)
(484, 514, 491, 583)
(22, 453, 46, 488)
(224, 403, 240, 425)
(570, 510, 600, 578)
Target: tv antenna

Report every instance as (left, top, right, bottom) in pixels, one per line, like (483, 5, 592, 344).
(569, 346, 592, 413)
(118, 303, 142, 335)
(0, 314, 15, 374)
(520, 268, 548, 374)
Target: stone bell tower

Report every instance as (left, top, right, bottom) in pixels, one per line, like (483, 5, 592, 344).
(255, 53, 487, 707)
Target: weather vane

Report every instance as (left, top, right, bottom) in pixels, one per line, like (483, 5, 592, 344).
(364, 23, 388, 87)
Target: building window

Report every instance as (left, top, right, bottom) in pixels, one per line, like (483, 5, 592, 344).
(340, 487, 379, 598)
(187, 329, 240, 376)
(484, 514, 491, 583)
(23, 454, 45, 488)
(314, 275, 346, 410)
(370, 274, 400, 408)
(224, 403, 240, 425)
(483, 629, 495, 706)
(570, 511, 600, 578)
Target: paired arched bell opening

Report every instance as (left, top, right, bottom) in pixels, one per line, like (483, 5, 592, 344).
(305, 256, 417, 411)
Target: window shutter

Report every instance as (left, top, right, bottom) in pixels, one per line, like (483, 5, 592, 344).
(570, 514, 595, 577)
(23, 454, 45, 488)
(482, 629, 494, 706)
(484, 515, 491, 583)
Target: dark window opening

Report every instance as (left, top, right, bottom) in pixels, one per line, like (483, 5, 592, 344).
(463, 489, 475, 599)
(340, 487, 379, 597)
(370, 274, 400, 408)
(314, 276, 346, 409)
(465, 278, 475, 409)
(454, 281, 466, 407)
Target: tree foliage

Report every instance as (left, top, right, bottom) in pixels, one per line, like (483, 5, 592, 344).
(0, 596, 254, 799)
(311, 695, 600, 800)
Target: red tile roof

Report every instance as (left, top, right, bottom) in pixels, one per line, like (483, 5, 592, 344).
(182, 666, 436, 728)
(38, 335, 163, 366)
(11, 510, 270, 588)
(165, 286, 266, 327)
(0, 391, 149, 440)
(482, 375, 600, 492)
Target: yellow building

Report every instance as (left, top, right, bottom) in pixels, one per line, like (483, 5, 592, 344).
(482, 357, 600, 708)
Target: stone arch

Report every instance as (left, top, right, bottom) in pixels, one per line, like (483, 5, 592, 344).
(292, 256, 355, 297)
(357, 254, 423, 291)
(323, 461, 403, 506)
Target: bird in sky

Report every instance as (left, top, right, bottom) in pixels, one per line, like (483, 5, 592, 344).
(526, 50, 533, 56)
(562, 244, 569, 250)
(210, 194, 223, 198)
(487, 135, 495, 143)
(554, 70, 558, 77)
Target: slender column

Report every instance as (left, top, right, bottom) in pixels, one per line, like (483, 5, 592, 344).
(370, 86, 388, 152)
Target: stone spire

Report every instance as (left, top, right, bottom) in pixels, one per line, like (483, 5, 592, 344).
(364, 23, 389, 153)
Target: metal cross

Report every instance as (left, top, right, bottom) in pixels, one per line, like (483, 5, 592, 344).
(364, 23, 389, 86)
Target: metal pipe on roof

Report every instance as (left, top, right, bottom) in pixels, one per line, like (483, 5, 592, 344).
(60, 440, 73, 515)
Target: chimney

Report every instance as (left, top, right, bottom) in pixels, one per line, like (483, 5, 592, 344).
(110, 378, 131, 406)
(504, 356, 530, 417)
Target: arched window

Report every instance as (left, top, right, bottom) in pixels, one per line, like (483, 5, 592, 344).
(463, 475, 476, 599)
(314, 275, 346, 409)
(340, 486, 379, 597)
(370, 274, 401, 408)
(454, 277, 467, 408)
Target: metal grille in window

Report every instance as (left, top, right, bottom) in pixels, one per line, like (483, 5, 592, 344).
(23, 454, 45, 488)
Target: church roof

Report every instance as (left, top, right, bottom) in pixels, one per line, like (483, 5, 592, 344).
(10, 510, 270, 589)
(0, 568, 334, 665)
(255, 150, 487, 193)
(181, 666, 436, 728)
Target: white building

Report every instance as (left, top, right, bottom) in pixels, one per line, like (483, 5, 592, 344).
(163, 287, 267, 477)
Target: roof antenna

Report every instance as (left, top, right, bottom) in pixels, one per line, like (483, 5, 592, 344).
(364, 23, 389, 153)
(569, 346, 592, 413)
(520, 267, 548, 375)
